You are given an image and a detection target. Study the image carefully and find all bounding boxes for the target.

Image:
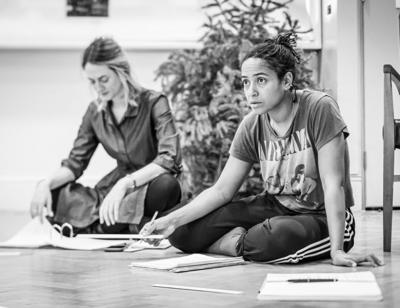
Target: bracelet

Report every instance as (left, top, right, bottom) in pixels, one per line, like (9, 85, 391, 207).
(124, 174, 137, 188)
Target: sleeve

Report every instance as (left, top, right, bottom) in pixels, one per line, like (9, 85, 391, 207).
(229, 114, 259, 163)
(309, 95, 348, 151)
(61, 104, 99, 179)
(150, 95, 182, 174)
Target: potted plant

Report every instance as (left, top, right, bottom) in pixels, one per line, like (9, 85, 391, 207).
(156, 0, 316, 200)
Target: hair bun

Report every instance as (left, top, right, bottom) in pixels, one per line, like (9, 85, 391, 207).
(274, 32, 297, 49)
(263, 32, 300, 64)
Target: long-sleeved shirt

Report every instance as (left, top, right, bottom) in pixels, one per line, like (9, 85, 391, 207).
(53, 89, 182, 228)
(62, 89, 182, 178)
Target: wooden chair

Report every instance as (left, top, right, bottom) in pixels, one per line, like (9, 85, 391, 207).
(383, 64, 400, 252)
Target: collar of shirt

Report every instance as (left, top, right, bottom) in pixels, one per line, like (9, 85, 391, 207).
(103, 100, 139, 126)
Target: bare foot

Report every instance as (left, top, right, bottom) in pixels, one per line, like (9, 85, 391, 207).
(207, 227, 246, 256)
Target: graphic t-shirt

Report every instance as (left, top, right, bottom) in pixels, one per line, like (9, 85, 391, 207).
(230, 90, 354, 213)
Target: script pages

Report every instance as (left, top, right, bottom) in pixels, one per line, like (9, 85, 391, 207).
(257, 271, 382, 301)
(0, 217, 126, 250)
(130, 253, 246, 273)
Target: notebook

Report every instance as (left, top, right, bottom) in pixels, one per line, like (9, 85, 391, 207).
(0, 217, 127, 250)
(124, 239, 171, 252)
(129, 253, 246, 273)
(257, 271, 383, 301)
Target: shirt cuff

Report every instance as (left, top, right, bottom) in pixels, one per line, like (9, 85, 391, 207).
(152, 155, 182, 174)
(61, 159, 82, 179)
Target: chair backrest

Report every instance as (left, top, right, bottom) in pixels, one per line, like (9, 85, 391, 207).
(384, 64, 400, 149)
(383, 64, 400, 252)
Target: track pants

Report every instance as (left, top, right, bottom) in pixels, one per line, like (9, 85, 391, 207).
(169, 193, 355, 263)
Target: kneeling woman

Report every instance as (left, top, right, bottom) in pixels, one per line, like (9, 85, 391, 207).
(141, 33, 382, 267)
(30, 37, 182, 234)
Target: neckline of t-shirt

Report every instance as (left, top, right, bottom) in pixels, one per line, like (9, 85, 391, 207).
(266, 90, 303, 139)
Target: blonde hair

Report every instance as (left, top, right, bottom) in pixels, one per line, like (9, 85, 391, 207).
(82, 37, 143, 111)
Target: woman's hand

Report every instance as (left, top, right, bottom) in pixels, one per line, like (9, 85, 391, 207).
(99, 177, 131, 226)
(30, 180, 53, 223)
(331, 250, 383, 267)
(139, 216, 176, 239)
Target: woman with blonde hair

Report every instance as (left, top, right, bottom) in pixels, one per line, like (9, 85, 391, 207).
(30, 37, 182, 234)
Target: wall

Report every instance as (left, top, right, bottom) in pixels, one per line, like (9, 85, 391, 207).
(363, 0, 400, 206)
(0, 0, 324, 212)
(0, 0, 205, 212)
(321, 0, 363, 208)
(0, 0, 204, 49)
(0, 49, 171, 211)
(2, 0, 396, 211)
(320, 0, 400, 208)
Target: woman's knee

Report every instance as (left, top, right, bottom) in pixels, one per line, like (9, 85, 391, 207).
(148, 174, 181, 201)
(168, 229, 188, 252)
(144, 174, 181, 216)
(169, 226, 204, 253)
(241, 217, 318, 262)
(240, 221, 276, 262)
(150, 173, 180, 190)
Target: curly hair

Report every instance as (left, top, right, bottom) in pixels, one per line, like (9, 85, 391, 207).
(241, 32, 301, 82)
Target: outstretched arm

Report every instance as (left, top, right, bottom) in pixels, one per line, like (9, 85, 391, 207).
(31, 104, 98, 223)
(140, 156, 253, 237)
(319, 134, 382, 267)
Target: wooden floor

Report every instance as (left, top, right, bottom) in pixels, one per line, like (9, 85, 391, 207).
(0, 210, 399, 308)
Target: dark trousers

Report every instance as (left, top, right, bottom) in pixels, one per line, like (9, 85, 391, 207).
(51, 173, 181, 234)
(169, 193, 355, 263)
(99, 173, 181, 233)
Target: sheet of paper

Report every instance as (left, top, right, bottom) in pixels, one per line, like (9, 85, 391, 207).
(49, 231, 127, 250)
(0, 217, 126, 250)
(130, 253, 243, 270)
(258, 271, 382, 301)
(76, 234, 164, 240)
(124, 239, 171, 252)
(170, 259, 246, 273)
(0, 217, 51, 248)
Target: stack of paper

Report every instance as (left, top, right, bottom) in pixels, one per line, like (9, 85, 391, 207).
(0, 218, 127, 250)
(130, 253, 246, 273)
(124, 239, 171, 252)
(257, 271, 382, 301)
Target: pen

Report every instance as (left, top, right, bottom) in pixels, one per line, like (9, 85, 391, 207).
(150, 211, 159, 225)
(138, 211, 159, 239)
(287, 278, 338, 283)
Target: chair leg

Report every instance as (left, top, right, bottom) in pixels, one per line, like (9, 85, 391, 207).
(383, 135, 394, 252)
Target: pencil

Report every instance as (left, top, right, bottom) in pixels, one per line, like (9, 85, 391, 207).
(138, 211, 159, 238)
(150, 211, 159, 225)
(152, 284, 243, 295)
